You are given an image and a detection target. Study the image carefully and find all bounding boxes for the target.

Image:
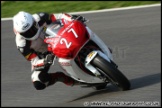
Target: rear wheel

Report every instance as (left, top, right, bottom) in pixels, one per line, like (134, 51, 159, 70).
(91, 54, 130, 90)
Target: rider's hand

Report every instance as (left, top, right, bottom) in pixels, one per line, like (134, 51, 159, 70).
(71, 15, 87, 23)
(44, 53, 55, 66)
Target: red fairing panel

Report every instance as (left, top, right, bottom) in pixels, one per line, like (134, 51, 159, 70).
(45, 21, 90, 59)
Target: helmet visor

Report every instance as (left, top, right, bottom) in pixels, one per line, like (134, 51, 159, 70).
(20, 21, 38, 39)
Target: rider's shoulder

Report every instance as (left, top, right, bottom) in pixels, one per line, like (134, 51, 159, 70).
(32, 12, 49, 21)
(32, 13, 41, 22)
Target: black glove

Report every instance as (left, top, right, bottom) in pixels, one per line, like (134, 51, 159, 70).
(44, 53, 55, 66)
(71, 15, 87, 23)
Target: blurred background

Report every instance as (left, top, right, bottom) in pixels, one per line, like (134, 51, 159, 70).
(1, 1, 160, 18)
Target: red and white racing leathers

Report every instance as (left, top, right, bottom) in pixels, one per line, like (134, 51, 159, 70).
(14, 13, 72, 70)
(14, 12, 76, 90)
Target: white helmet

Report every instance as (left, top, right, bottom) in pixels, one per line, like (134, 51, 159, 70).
(13, 11, 40, 40)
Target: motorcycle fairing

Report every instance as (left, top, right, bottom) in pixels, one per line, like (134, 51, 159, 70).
(44, 21, 90, 59)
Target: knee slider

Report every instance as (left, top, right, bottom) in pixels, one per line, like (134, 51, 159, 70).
(33, 81, 46, 90)
(31, 71, 49, 90)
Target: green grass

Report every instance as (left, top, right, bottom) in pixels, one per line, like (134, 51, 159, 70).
(1, 1, 160, 18)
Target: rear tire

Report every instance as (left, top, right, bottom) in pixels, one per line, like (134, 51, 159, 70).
(91, 54, 130, 90)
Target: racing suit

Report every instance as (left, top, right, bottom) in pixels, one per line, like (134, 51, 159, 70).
(14, 12, 83, 90)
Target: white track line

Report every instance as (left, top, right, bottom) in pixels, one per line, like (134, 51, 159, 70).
(1, 3, 161, 21)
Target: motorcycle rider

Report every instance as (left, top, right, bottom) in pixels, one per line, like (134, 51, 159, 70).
(13, 11, 86, 90)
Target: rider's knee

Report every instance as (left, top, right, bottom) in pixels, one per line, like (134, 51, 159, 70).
(38, 71, 51, 83)
(33, 81, 46, 90)
(31, 71, 50, 90)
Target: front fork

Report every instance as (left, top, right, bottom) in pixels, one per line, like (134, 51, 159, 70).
(85, 50, 111, 77)
(85, 50, 118, 84)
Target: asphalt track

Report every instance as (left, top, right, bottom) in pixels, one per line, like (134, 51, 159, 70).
(1, 5, 161, 107)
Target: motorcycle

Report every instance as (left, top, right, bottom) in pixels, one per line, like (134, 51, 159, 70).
(44, 16, 130, 90)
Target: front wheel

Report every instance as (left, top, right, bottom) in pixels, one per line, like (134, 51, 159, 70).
(91, 54, 131, 90)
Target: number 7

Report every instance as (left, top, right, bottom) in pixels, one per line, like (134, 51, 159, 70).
(68, 28, 78, 38)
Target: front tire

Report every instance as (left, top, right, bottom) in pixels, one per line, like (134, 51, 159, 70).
(91, 54, 130, 90)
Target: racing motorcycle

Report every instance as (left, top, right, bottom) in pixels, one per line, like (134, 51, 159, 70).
(44, 16, 130, 90)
